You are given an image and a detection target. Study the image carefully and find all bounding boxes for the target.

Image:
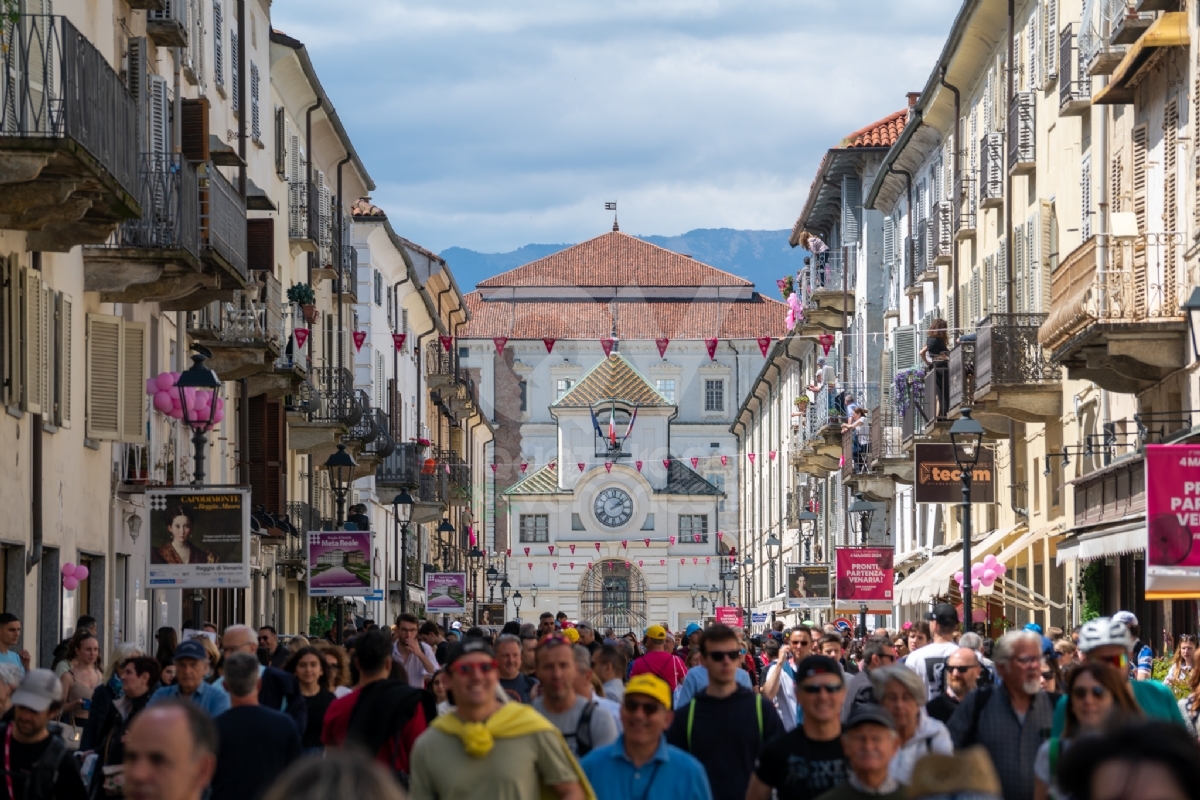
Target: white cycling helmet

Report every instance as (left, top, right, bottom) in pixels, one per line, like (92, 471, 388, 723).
(1077, 616, 1134, 653)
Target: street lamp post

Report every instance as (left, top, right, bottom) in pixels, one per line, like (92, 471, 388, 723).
(798, 509, 817, 562)
(742, 554, 754, 612)
(950, 408, 985, 631)
(467, 546, 484, 624)
(323, 444, 357, 528)
(707, 584, 720, 613)
(765, 534, 781, 599)
(175, 346, 221, 486)
(436, 518, 456, 571)
(486, 565, 500, 602)
(392, 490, 414, 615)
(530, 585, 539, 607)
(848, 493, 875, 545)
(690, 584, 699, 608)
(513, 590, 523, 623)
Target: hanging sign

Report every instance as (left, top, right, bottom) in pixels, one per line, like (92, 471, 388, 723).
(147, 489, 251, 590)
(715, 607, 743, 627)
(786, 564, 831, 609)
(425, 573, 467, 613)
(391, 333, 407, 351)
(834, 547, 894, 613)
(914, 443, 996, 504)
(1146, 445, 1200, 599)
(293, 329, 309, 350)
(308, 530, 374, 597)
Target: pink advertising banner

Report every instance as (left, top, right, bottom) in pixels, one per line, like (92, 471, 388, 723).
(715, 606, 743, 627)
(1145, 445, 1200, 599)
(834, 547, 894, 612)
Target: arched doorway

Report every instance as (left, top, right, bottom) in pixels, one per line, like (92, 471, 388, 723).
(579, 559, 647, 635)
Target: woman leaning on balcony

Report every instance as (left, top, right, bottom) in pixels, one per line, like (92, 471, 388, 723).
(920, 318, 951, 417)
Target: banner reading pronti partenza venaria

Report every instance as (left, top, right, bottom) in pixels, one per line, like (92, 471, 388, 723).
(147, 489, 250, 589)
(914, 443, 996, 504)
(834, 547, 894, 613)
(1146, 444, 1200, 599)
(307, 531, 374, 597)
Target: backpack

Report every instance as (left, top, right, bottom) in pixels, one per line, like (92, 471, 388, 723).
(566, 702, 597, 758)
(959, 682, 995, 747)
(0, 722, 68, 800)
(685, 694, 763, 751)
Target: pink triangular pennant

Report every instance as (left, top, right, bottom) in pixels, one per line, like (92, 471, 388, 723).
(577, 462, 585, 472)
(720, 454, 728, 467)
(489, 463, 497, 473)
(625, 561, 631, 568)
(352, 330, 367, 352)
(548, 546, 555, 555)
(604, 461, 612, 473)
(520, 462, 529, 474)
(693, 557, 698, 564)
(524, 547, 530, 556)
(540, 337, 557, 355)
(392, 333, 407, 351)
(594, 542, 601, 552)
(293, 328, 309, 349)
(439, 334, 454, 352)
(819, 333, 834, 356)
(600, 337, 615, 357)
(505, 549, 511, 556)
(527, 562, 533, 570)
(748, 453, 757, 464)
(659, 559, 665, 566)
(635, 460, 643, 471)
(552, 563, 557, 570)
(549, 462, 557, 470)
(705, 556, 711, 564)
(693, 534, 701, 543)
(669, 536, 676, 545)
(643, 538, 650, 547)
(680, 558, 685, 565)
(770, 450, 777, 461)
(569, 544, 576, 554)
(690, 457, 699, 469)
(839, 454, 845, 467)
(492, 336, 508, 355)
(663, 459, 671, 469)
(570, 562, 575, 569)
(757, 336, 772, 357)
(620, 539, 628, 549)
(638, 560, 644, 567)
(656, 338, 670, 358)
(705, 338, 718, 360)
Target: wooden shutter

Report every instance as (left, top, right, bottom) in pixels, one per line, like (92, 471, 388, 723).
(1039, 199, 1054, 311)
(1080, 154, 1092, 240)
(86, 315, 121, 440)
(1164, 99, 1178, 310)
(970, 264, 982, 325)
(212, 0, 223, 87)
(247, 394, 286, 514)
(181, 97, 210, 162)
(127, 37, 148, 151)
(1111, 151, 1124, 213)
(246, 217, 274, 273)
(983, 254, 995, 319)
(148, 74, 169, 156)
(1014, 224, 1026, 313)
(274, 106, 286, 176)
(1043, 0, 1058, 85)
(21, 268, 43, 415)
(1132, 124, 1148, 313)
(3, 255, 19, 409)
(54, 292, 71, 428)
(891, 325, 920, 371)
(996, 238, 1008, 314)
(121, 321, 146, 443)
(841, 175, 862, 244)
(230, 31, 239, 114)
(250, 62, 260, 142)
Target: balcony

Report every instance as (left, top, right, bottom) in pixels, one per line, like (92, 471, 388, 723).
(1108, 0, 1155, 45)
(360, 408, 396, 460)
(979, 132, 1004, 209)
(435, 448, 472, 506)
(0, 15, 140, 251)
(1059, 24, 1092, 116)
(1092, 12, 1189, 106)
(287, 366, 359, 456)
(331, 219, 358, 301)
(1008, 93, 1036, 175)
(971, 313, 1062, 428)
(376, 442, 424, 488)
(954, 173, 977, 240)
(790, 385, 842, 476)
(844, 405, 912, 501)
(794, 247, 855, 333)
(947, 339, 976, 414)
(185, 273, 284, 379)
(1038, 235, 1188, 393)
(199, 163, 248, 287)
(931, 202, 952, 267)
(899, 368, 945, 449)
(426, 340, 469, 393)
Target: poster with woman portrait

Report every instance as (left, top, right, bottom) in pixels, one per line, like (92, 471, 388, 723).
(147, 489, 250, 589)
(786, 564, 831, 609)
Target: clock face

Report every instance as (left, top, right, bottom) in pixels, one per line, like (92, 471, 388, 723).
(593, 487, 634, 528)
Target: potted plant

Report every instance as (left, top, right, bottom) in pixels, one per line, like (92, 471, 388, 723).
(287, 283, 318, 323)
(126, 446, 149, 484)
(411, 436, 431, 455)
(794, 395, 809, 412)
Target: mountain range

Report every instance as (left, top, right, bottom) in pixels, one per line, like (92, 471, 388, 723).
(440, 228, 802, 295)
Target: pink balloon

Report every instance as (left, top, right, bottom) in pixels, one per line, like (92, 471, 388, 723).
(213, 407, 225, 424)
(995, 563, 1007, 577)
(983, 554, 998, 567)
(62, 576, 79, 591)
(168, 406, 184, 420)
(155, 372, 174, 392)
(970, 563, 985, 578)
(61, 563, 76, 577)
(216, 397, 225, 411)
(971, 578, 982, 592)
(953, 571, 964, 584)
(146, 378, 158, 396)
(73, 565, 89, 581)
(153, 391, 174, 414)
(982, 568, 997, 583)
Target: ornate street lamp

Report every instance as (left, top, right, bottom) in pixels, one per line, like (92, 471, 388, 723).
(512, 590, 523, 622)
(798, 509, 818, 562)
(486, 565, 500, 601)
(950, 407, 985, 628)
(530, 585, 539, 607)
(175, 346, 221, 486)
(765, 534, 781, 597)
(848, 493, 875, 545)
(392, 490, 414, 614)
(437, 518, 456, 570)
(707, 584, 720, 608)
(467, 546, 484, 623)
(690, 584, 699, 608)
(322, 444, 357, 528)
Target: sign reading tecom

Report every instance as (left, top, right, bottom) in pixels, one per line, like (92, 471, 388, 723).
(914, 443, 995, 504)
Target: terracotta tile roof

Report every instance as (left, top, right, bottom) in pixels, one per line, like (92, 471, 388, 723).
(839, 110, 908, 149)
(459, 292, 785, 340)
(350, 196, 386, 217)
(477, 231, 752, 288)
(554, 354, 672, 408)
(505, 460, 564, 495)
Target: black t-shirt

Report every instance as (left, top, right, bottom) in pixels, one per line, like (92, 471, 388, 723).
(211, 705, 302, 800)
(3, 732, 88, 800)
(754, 726, 847, 800)
(499, 673, 538, 704)
(927, 336, 949, 360)
(926, 693, 960, 724)
(301, 689, 336, 749)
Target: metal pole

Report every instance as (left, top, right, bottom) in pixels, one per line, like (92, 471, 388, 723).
(190, 427, 207, 486)
(961, 470, 973, 631)
(399, 520, 408, 615)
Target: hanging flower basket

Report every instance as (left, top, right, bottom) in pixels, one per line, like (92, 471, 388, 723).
(301, 304, 319, 324)
(893, 368, 926, 416)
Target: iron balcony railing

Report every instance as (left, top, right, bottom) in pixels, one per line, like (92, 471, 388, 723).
(931, 202, 952, 265)
(869, 404, 904, 463)
(186, 292, 282, 348)
(1059, 23, 1091, 114)
(287, 180, 310, 239)
(948, 339, 976, 410)
(296, 366, 360, 426)
(975, 313, 1060, 395)
(344, 390, 376, 442)
(363, 408, 395, 459)
(200, 162, 247, 281)
(113, 153, 200, 256)
(955, 173, 977, 234)
(434, 448, 471, 502)
(1008, 92, 1036, 173)
(1, 15, 139, 198)
(914, 221, 929, 277)
(797, 245, 856, 306)
(376, 442, 425, 488)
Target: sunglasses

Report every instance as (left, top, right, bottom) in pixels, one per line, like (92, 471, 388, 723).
(800, 683, 844, 695)
(623, 698, 662, 715)
(451, 660, 498, 677)
(1072, 685, 1109, 700)
(1041, 671, 1055, 681)
(705, 650, 742, 662)
(946, 664, 977, 674)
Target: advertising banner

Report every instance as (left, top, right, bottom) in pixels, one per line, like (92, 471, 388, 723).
(478, 604, 506, 626)
(834, 547, 894, 612)
(785, 564, 832, 608)
(307, 531, 374, 597)
(147, 489, 250, 589)
(425, 573, 468, 613)
(715, 606, 744, 627)
(914, 443, 996, 504)
(750, 612, 769, 625)
(1145, 445, 1200, 598)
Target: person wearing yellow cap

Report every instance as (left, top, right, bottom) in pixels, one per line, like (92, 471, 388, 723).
(629, 625, 688, 692)
(563, 628, 581, 645)
(409, 638, 594, 800)
(580, 674, 713, 800)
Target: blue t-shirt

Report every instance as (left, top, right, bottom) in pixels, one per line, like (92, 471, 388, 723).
(581, 735, 713, 800)
(0, 649, 25, 675)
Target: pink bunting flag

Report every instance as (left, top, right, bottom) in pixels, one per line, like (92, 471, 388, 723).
(543, 337, 556, 354)
(656, 338, 670, 358)
(819, 333, 834, 356)
(680, 558, 685, 565)
(638, 560, 644, 567)
(492, 336, 508, 355)
(506, 549, 511, 556)
(748, 453, 756, 464)
(552, 563, 557, 570)
(548, 546, 554, 555)
(439, 334, 454, 352)
(604, 461, 612, 473)
(720, 454, 728, 466)
(690, 457, 699, 469)
(620, 540, 627, 549)
(392, 332, 407, 351)
(352, 330, 367, 352)
(693, 534, 701, 543)
(660, 559, 666, 566)
(669, 536, 676, 545)
(770, 450, 777, 461)
(601, 337, 615, 357)
(692, 558, 698, 565)
(757, 336, 772, 357)
(524, 547, 530, 556)
(549, 462, 557, 470)
(635, 461, 643, 471)
(520, 462, 528, 474)
(490, 463, 497, 473)
(625, 561, 631, 568)
(705, 338, 718, 360)
(570, 562, 575, 569)
(293, 328, 309, 349)
(643, 538, 651, 547)
(663, 459, 671, 469)
(705, 556, 711, 564)
(594, 542, 601, 552)
(569, 544, 576, 554)
(527, 563, 533, 570)
(578, 463, 585, 472)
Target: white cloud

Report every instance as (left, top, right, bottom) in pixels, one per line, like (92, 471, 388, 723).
(273, 0, 961, 252)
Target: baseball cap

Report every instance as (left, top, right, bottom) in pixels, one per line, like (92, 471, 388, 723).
(450, 620, 463, 631)
(685, 623, 702, 638)
(12, 669, 62, 713)
(445, 637, 495, 667)
(173, 639, 209, 662)
(563, 628, 580, 644)
(645, 625, 667, 641)
(1023, 622, 1043, 634)
(1113, 610, 1138, 627)
(625, 674, 672, 709)
(844, 703, 896, 732)
(926, 603, 959, 626)
(795, 655, 842, 682)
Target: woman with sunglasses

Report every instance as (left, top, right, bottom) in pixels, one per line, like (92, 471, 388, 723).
(869, 665, 952, 783)
(1167, 634, 1198, 693)
(1034, 663, 1141, 800)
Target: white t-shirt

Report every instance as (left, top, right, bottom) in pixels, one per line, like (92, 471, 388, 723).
(905, 641, 959, 701)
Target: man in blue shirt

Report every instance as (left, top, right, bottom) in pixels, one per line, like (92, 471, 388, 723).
(150, 639, 230, 717)
(673, 663, 752, 708)
(0, 613, 29, 675)
(581, 674, 712, 800)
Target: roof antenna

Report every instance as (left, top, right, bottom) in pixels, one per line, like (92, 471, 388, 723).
(605, 201, 618, 231)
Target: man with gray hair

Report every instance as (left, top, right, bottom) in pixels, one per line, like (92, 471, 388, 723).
(209, 652, 301, 800)
(572, 644, 621, 732)
(958, 631, 996, 674)
(947, 630, 1053, 800)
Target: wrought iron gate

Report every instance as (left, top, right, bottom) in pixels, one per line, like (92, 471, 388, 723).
(579, 560, 646, 636)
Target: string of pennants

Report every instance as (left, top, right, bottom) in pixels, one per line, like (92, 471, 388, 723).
(484, 542, 740, 574)
(488, 453, 779, 476)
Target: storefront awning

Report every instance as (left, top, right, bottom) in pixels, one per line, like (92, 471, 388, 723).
(1055, 518, 1146, 566)
(895, 523, 1024, 606)
(994, 523, 1065, 566)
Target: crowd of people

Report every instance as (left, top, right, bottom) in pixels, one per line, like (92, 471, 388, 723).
(0, 605, 1198, 800)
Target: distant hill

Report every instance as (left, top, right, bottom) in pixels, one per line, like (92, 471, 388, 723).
(441, 228, 802, 294)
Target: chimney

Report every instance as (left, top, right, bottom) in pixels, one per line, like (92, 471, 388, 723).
(907, 92, 920, 108)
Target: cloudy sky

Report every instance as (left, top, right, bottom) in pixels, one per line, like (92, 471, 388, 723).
(273, 0, 961, 253)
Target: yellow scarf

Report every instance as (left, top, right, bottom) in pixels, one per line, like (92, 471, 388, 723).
(432, 703, 596, 800)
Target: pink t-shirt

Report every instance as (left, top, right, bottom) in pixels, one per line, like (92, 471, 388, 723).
(629, 651, 688, 691)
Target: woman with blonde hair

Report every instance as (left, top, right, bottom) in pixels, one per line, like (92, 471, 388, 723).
(1166, 634, 1197, 692)
(60, 630, 104, 728)
(797, 231, 830, 287)
(81, 641, 145, 751)
(190, 634, 221, 682)
(314, 641, 353, 698)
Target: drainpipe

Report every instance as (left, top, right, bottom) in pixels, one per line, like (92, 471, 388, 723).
(1095, 27, 1111, 440)
(726, 341, 740, 407)
(413, 323, 438, 442)
(236, 0, 246, 197)
(886, 165, 915, 323)
(1005, 0, 1016, 309)
(27, 413, 42, 573)
(304, 100, 322, 285)
(841, 244, 849, 380)
(938, 68, 961, 333)
(335, 156, 351, 377)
